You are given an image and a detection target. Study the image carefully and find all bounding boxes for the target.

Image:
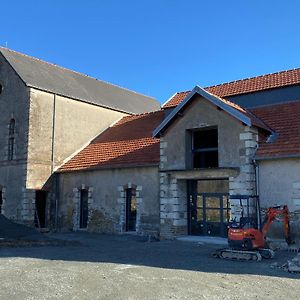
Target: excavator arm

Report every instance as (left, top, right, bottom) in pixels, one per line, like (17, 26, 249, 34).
(261, 205, 292, 244)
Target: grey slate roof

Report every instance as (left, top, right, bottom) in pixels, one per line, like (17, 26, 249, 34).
(0, 47, 160, 114)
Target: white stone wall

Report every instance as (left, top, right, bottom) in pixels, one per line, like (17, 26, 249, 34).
(229, 126, 259, 221)
(159, 137, 187, 238)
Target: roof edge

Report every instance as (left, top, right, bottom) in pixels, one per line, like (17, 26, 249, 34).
(255, 154, 300, 161)
(0, 47, 157, 101)
(153, 86, 252, 137)
(57, 162, 159, 174)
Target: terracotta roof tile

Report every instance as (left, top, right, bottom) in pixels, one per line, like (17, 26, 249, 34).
(250, 101, 300, 158)
(163, 68, 300, 108)
(59, 110, 165, 172)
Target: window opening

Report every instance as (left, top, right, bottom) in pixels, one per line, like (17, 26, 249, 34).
(8, 119, 15, 161)
(125, 188, 137, 231)
(192, 128, 218, 168)
(79, 189, 89, 229)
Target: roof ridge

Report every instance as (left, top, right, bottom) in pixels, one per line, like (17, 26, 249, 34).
(0, 47, 156, 100)
(205, 68, 300, 90)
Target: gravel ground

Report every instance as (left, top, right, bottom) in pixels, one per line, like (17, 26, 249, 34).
(0, 232, 299, 300)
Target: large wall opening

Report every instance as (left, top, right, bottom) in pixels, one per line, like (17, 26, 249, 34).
(192, 127, 218, 168)
(187, 179, 229, 237)
(35, 190, 48, 228)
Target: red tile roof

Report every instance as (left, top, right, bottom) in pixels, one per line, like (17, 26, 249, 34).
(59, 111, 164, 172)
(163, 68, 300, 108)
(251, 101, 300, 158)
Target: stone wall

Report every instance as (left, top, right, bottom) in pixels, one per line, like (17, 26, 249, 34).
(229, 126, 259, 221)
(58, 166, 160, 236)
(258, 158, 300, 240)
(0, 52, 30, 222)
(26, 88, 127, 189)
(159, 96, 257, 239)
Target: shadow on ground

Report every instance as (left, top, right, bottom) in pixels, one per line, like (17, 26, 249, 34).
(0, 231, 299, 279)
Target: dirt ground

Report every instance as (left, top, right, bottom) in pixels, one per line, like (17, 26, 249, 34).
(0, 232, 299, 300)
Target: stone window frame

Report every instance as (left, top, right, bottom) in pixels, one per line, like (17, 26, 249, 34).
(72, 184, 93, 230)
(117, 183, 142, 233)
(0, 185, 6, 215)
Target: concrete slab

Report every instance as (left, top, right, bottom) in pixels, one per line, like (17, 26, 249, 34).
(176, 235, 228, 245)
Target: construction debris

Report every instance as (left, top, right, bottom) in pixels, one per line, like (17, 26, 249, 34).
(287, 253, 300, 273)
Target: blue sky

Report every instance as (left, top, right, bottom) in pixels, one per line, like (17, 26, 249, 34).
(1, 1, 300, 103)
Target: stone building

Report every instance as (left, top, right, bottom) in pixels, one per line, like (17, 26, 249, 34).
(1, 47, 300, 240)
(0, 47, 160, 226)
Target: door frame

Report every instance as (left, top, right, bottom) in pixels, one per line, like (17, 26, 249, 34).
(187, 180, 230, 237)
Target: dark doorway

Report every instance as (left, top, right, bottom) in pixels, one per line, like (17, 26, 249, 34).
(0, 190, 3, 214)
(125, 188, 137, 231)
(35, 190, 47, 228)
(80, 189, 89, 229)
(187, 179, 230, 237)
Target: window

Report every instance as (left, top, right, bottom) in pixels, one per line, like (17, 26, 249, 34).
(192, 128, 218, 168)
(79, 189, 88, 229)
(125, 188, 137, 231)
(8, 119, 15, 161)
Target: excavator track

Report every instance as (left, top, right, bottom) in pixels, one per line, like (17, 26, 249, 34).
(258, 248, 275, 259)
(213, 248, 262, 261)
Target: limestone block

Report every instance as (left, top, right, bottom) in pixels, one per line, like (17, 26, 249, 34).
(240, 132, 253, 140)
(170, 190, 178, 197)
(173, 219, 187, 226)
(160, 198, 181, 205)
(293, 182, 300, 189)
(240, 165, 255, 173)
(160, 141, 167, 149)
(160, 190, 166, 197)
(169, 183, 178, 191)
(170, 178, 177, 184)
(245, 140, 257, 148)
(160, 156, 167, 162)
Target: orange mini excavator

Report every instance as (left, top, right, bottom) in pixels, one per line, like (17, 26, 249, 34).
(214, 199, 293, 261)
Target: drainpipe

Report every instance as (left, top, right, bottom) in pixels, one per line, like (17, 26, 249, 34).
(253, 145, 262, 229)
